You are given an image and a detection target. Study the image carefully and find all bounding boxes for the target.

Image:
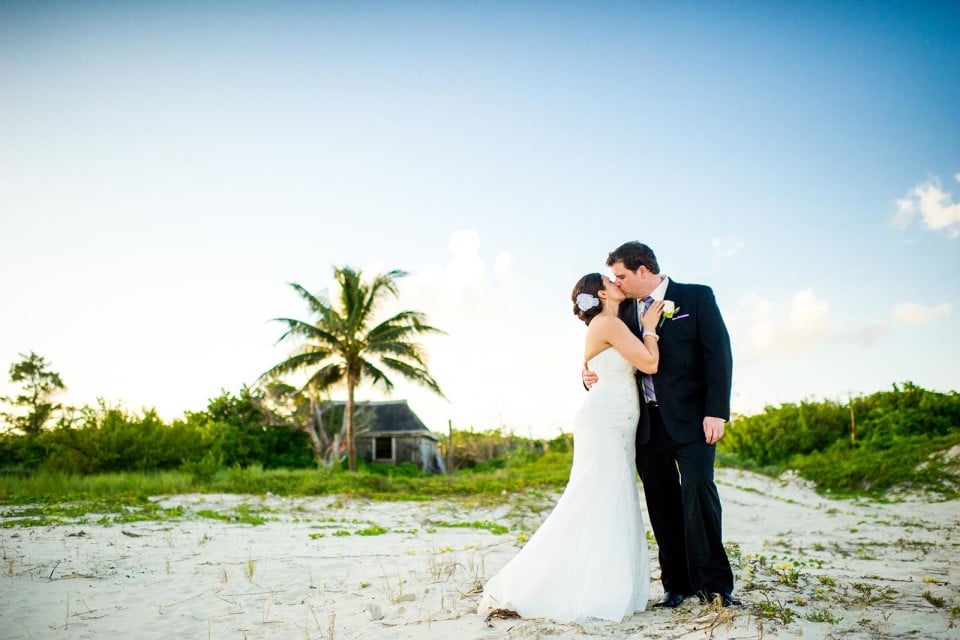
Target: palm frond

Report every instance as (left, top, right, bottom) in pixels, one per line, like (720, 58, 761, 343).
(364, 341, 425, 363)
(368, 270, 405, 298)
(271, 317, 343, 347)
(376, 308, 428, 324)
(304, 364, 345, 393)
(360, 359, 395, 392)
(359, 269, 405, 330)
(367, 325, 444, 348)
(289, 282, 331, 315)
(386, 309, 443, 330)
(258, 350, 335, 381)
(379, 357, 445, 398)
(334, 267, 367, 330)
(288, 282, 349, 337)
(367, 312, 445, 344)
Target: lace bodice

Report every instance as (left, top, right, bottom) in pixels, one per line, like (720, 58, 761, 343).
(586, 347, 637, 380)
(578, 348, 640, 446)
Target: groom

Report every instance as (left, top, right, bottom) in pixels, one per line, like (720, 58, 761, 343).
(584, 241, 737, 609)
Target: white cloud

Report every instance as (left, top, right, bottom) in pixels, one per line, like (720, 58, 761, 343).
(378, 231, 582, 437)
(493, 252, 514, 275)
(732, 290, 953, 365)
(733, 289, 832, 360)
(893, 174, 960, 238)
(446, 230, 486, 287)
(893, 302, 951, 325)
(398, 229, 492, 329)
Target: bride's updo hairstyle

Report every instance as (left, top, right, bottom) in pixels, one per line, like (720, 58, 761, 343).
(571, 272, 605, 325)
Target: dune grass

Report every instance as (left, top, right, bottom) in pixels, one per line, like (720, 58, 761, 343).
(0, 469, 196, 504)
(0, 452, 573, 507)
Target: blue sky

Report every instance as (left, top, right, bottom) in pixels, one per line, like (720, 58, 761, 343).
(2, 1, 958, 437)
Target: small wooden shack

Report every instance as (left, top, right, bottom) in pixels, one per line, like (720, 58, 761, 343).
(352, 400, 446, 474)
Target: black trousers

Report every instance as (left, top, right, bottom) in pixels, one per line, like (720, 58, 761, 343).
(635, 403, 734, 596)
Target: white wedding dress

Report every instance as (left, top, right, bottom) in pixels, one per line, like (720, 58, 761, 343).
(478, 347, 650, 624)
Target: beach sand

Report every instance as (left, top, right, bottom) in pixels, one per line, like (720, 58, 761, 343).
(2, 468, 958, 639)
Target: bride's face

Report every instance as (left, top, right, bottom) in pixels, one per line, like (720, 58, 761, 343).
(601, 276, 625, 303)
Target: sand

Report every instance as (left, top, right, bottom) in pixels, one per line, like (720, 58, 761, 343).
(2, 468, 958, 639)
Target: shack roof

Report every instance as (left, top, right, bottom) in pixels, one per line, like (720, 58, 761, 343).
(329, 400, 440, 440)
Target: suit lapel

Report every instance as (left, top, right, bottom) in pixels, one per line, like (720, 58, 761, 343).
(663, 279, 679, 303)
(618, 299, 641, 336)
(659, 280, 682, 339)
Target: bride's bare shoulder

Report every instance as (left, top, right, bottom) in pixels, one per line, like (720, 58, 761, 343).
(588, 315, 625, 332)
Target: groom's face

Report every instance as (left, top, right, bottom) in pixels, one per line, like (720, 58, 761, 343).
(610, 262, 652, 298)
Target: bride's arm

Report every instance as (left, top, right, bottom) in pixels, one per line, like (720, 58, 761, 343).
(591, 316, 660, 374)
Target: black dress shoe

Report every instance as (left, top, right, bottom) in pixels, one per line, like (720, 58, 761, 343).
(699, 591, 742, 607)
(652, 592, 687, 609)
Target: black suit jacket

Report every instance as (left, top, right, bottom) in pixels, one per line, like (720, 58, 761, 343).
(619, 280, 733, 445)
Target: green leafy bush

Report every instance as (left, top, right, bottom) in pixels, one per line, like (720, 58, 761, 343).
(0, 388, 314, 475)
(721, 382, 960, 496)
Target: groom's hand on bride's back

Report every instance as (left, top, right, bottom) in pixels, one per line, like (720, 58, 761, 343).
(582, 364, 598, 390)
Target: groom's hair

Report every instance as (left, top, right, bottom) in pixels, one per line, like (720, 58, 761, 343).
(606, 241, 660, 274)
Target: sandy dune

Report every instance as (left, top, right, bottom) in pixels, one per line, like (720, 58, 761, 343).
(2, 468, 958, 639)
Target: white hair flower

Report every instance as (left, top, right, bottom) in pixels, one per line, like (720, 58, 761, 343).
(576, 293, 600, 312)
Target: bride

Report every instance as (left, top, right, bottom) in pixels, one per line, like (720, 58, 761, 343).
(478, 273, 663, 624)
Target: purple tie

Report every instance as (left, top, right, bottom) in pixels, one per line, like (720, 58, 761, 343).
(639, 297, 657, 403)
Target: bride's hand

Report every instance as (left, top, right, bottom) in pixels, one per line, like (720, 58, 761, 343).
(640, 300, 664, 332)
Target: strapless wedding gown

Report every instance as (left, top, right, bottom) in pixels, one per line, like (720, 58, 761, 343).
(478, 348, 650, 623)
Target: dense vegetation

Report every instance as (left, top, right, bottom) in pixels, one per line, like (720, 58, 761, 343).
(0, 387, 315, 478)
(0, 394, 574, 502)
(719, 382, 960, 497)
(1, 346, 957, 502)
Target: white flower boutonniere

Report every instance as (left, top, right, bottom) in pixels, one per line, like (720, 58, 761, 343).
(659, 300, 679, 328)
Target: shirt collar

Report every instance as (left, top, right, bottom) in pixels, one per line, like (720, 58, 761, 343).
(639, 275, 670, 303)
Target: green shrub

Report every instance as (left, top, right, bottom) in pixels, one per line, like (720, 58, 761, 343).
(721, 382, 960, 496)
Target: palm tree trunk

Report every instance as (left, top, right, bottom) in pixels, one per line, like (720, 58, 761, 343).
(301, 396, 326, 468)
(346, 374, 357, 472)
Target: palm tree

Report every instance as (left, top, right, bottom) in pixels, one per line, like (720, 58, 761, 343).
(261, 266, 445, 472)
